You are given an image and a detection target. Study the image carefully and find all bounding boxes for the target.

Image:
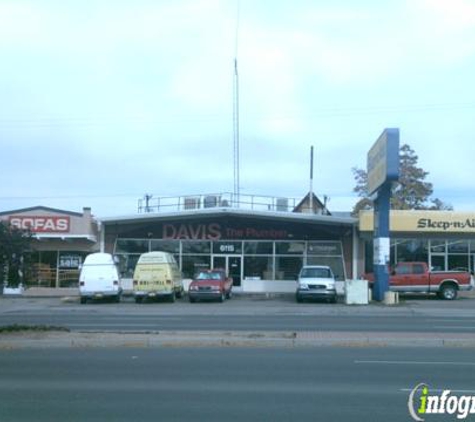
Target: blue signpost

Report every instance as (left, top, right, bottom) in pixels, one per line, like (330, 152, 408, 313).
(367, 129, 400, 301)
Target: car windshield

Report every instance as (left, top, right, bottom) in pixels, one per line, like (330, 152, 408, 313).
(196, 272, 222, 280)
(301, 268, 331, 278)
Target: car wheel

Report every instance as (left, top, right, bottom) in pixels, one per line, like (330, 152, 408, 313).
(80, 297, 87, 304)
(135, 296, 143, 304)
(438, 284, 458, 300)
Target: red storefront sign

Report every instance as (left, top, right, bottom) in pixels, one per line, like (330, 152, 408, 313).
(8, 216, 70, 233)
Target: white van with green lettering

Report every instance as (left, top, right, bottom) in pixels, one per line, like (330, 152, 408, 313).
(133, 252, 183, 303)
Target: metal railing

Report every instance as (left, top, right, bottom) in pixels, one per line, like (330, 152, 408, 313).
(138, 193, 299, 214)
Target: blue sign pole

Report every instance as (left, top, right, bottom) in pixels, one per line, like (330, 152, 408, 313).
(373, 182, 391, 301)
(366, 128, 399, 302)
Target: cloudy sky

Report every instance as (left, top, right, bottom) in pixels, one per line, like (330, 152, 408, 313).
(1, 0, 474, 217)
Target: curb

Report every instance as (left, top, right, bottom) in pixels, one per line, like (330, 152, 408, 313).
(2, 331, 475, 350)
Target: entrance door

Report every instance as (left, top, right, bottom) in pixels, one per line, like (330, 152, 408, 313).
(213, 255, 242, 287)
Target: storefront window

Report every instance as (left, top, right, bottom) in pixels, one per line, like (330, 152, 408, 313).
(115, 239, 149, 253)
(182, 255, 211, 278)
(150, 240, 180, 253)
(182, 241, 211, 254)
(448, 255, 469, 271)
(448, 240, 469, 253)
(430, 241, 446, 254)
(275, 256, 303, 280)
(244, 257, 274, 280)
(306, 257, 346, 281)
(430, 255, 446, 271)
(115, 254, 141, 278)
(27, 251, 58, 287)
(244, 242, 273, 254)
(58, 251, 88, 288)
(275, 242, 305, 255)
(307, 242, 342, 256)
(395, 239, 428, 263)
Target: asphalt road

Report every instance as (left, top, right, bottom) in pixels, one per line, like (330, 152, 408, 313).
(1, 347, 474, 422)
(1, 296, 475, 334)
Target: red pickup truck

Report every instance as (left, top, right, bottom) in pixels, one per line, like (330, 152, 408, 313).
(188, 269, 233, 303)
(366, 262, 474, 300)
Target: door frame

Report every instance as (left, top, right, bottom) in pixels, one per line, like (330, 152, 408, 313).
(212, 255, 243, 288)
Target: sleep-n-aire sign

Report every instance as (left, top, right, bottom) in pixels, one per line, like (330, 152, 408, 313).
(367, 128, 400, 195)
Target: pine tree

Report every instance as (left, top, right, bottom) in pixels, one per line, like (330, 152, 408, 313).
(352, 144, 452, 215)
(0, 222, 32, 289)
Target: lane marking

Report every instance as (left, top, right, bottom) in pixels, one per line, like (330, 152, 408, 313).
(355, 360, 475, 366)
(434, 326, 475, 330)
(401, 388, 475, 394)
(425, 319, 475, 322)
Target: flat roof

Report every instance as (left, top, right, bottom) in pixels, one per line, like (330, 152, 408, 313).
(100, 207, 357, 227)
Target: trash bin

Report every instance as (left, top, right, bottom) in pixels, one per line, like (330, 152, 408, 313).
(344, 279, 369, 305)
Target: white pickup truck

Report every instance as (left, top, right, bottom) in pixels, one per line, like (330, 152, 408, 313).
(295, 265, 337, 303)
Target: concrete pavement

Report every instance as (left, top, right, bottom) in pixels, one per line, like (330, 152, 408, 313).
(2, 328, 475, 349)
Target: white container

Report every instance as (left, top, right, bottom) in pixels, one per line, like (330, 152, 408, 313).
(384, 291, 399, 305)
(344, 279, 369, 305)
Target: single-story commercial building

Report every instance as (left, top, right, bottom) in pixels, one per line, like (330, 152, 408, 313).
(3, 198, 474, 291)
(100, 193, 358, 293)
(0, 206, 99, 287)
(359, 210, 475, 274)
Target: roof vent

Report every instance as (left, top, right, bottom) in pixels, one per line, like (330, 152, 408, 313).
(184, 197, 200, 210)
(276, 198, 288, 212)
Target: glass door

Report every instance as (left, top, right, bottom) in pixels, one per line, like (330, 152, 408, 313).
(213, 255, 242, 287)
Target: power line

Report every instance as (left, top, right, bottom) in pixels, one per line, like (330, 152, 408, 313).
(1, 101, 474, 129)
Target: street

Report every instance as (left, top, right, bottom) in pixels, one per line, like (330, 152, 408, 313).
(1, 295, 475, 334)
(1, 347, 474, 422)
(2, 295, 475, 421)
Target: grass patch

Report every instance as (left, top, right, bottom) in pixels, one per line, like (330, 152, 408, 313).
(0, 324, 70, 334)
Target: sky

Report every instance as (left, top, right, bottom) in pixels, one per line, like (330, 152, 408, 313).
(1, 0, 474, 218)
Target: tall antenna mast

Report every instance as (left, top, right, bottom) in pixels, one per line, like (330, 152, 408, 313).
(309, 146, 314, 213)
(233, 0, 240, 207)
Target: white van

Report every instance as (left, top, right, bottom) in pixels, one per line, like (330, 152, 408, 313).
(133, 252, 183, 303)
(79, 253, 122, 304)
